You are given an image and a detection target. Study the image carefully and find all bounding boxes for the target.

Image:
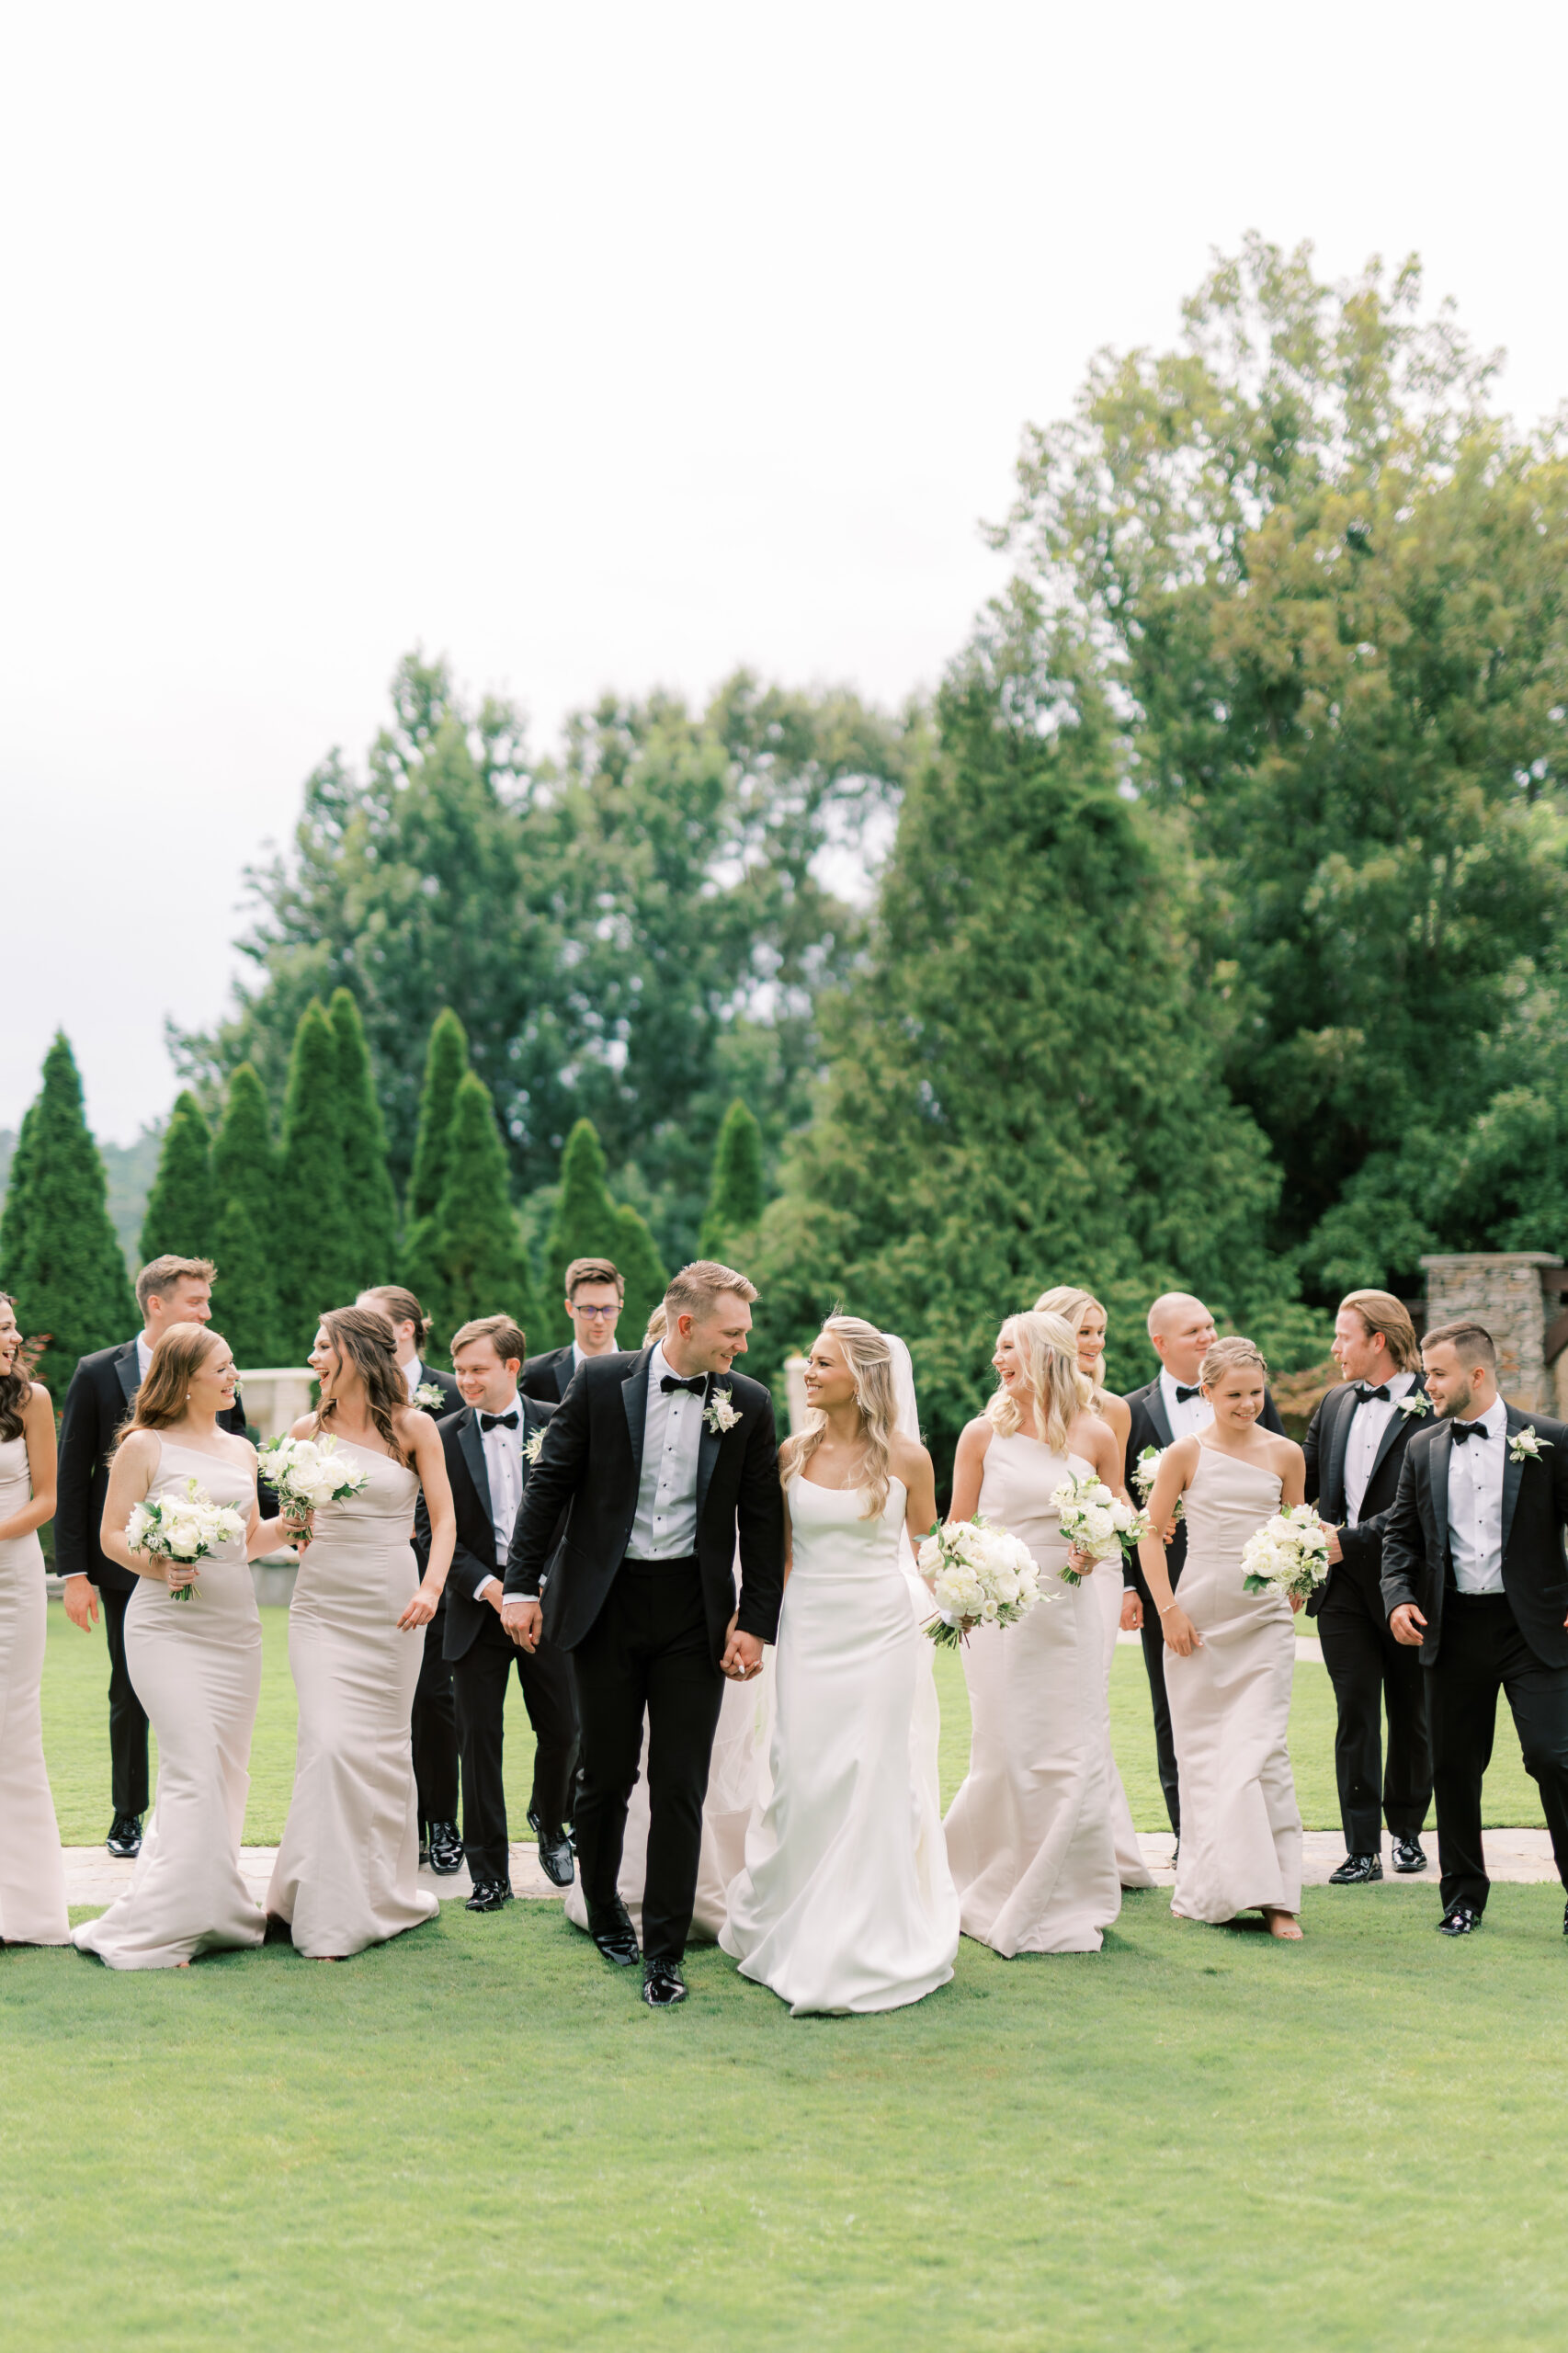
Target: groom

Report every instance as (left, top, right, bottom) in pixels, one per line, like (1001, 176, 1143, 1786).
(504, 1259, 785, 2008)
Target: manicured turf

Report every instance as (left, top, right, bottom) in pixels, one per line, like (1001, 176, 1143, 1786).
(6, 1886, 1566, 2350)
(40, 1599, 1546, 1843)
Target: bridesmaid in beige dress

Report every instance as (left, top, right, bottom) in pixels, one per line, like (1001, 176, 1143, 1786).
(267, 1307, 455, 1960)
(74, 1324, 280, 1969)
(943, 1312, 1123, 1955)
(1137, 1335, 1305, 1938)
(1036, 1285, 1155, 1891)
(0, 1293, 67, 1949)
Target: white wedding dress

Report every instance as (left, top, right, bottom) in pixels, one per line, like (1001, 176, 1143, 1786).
(721, 1472, 960, 2015)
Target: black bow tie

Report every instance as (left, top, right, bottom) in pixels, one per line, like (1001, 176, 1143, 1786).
(1450, 1419, 1492, 1445)
(1174, 1383, 1202, 1404)
(480, 1410, 518, 1432)
(1355, 1382, 1391, 1404)
(661, 1373, 706, 1397)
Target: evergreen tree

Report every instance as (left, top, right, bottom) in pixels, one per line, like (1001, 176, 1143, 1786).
(0, 1034, 136, 1394)
(330, 987, 399, 1286)
(699, 1098, 766, 1263)
(614, 1201, 668, 1347)
(431, 1073, 539, 1356)
(139, 1089, 217, 1265)
(544, 1120, 625, 1344)
(211, 1062, 278, 1251)
(274, 999, 357, 1358)
(212, 1194, 281, 1369)
(406, 1008, 470, 1223)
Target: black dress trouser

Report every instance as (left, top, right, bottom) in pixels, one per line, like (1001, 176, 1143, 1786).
(569, 1557, 726, 1962)
(100, 1584, 150, 1818)
(450, 1611, 580, 1884)
(1317, 1579, 1432, 1854)
(1429, 1593, 1568, 1913)
(1138, 1610, 1181, 1835)
(411, 1608, 459, 1828)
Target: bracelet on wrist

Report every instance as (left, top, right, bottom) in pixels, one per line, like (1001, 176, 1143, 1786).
(1158, 1600, 1178, 1616)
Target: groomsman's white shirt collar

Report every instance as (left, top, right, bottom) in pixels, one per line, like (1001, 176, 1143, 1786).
(1447, 1392, 1509, 1594)
(1159, 1367, 1212, 1440)
(403, 1358, 424, 1400)
(474, 1391, 525, 1602)
(630, 1341, 702, 1560)
(135, 1332, 153, 1382)
(1344, 1370, 1416, 1526)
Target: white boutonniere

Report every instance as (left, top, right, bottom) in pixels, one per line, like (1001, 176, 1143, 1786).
(1396, 1392, 1430, 1420)
(1509, 1425, 1552, 1465)
(414, 1382, 447, 1410)
(704, 1388, 742, 1436)
(522, 1427, 546, 1466)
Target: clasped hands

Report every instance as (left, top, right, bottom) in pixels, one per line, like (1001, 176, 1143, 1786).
(499, 1594, 765, 1680)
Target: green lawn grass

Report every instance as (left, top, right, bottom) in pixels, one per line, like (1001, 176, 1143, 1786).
(41, 1600, 1546, 1842)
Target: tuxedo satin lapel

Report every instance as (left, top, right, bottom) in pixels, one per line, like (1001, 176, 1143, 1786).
(1502, 1410, 1526, 1555)
(1325, 1384, 1356, 1514)
(458, 1410, 494, 1519)
(1429, 1423, 1451, 1564)
(621, 1350, 652, 1482)
(695, 1380, 723, 1524)
(1367, 1380, 1425, 1492)
(556, 1355, 572, 1402)
(116, 1342, 140, 1407)
(1143, 1382, 1175, 1449)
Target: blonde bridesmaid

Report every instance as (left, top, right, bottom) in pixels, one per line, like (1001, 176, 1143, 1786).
(0, 1294, 67, 1949)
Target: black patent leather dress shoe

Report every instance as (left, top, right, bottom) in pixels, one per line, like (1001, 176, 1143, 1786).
(587, 1899, 641, 1968)
(1391, 1836, 1427, 1874)
(1329, 1852, 1383, 1884)
(426, 1820, 464, 1876)
(532, 1824, 574, 1888)
(1437, 1902, 1481, 1936)
(530, 1806, 576, 1856)
(106, 1813, 142, 1859)
(642, 1959, 687, 2009)
(465, 1878, 514, 1914)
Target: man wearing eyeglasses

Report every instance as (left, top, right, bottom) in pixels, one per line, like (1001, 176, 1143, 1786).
(520, 1258, 625, 1404)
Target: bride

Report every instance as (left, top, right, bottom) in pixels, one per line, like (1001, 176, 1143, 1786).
(721, 1317, 959, 2015)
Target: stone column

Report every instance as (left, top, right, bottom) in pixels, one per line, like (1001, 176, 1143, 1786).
(1419, 1254, 1563, 1410)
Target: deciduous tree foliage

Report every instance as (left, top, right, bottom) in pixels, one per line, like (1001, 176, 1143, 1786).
(139, 1090, 216, 1266)
(432, 1073, 539, 1355)
(0, 1034, 136, 1394)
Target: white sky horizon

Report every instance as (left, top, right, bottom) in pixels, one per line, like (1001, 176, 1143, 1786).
(5, 2, 1566, 1143)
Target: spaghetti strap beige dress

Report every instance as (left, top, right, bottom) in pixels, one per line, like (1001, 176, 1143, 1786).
(1092, 1557, 1156, 1888)
(0, 1432, 68, 1945)
(1165, 1445, 1302, 1924)
(943, 1434, 1121, 1954)
(267, 1438, 438, 1957)
(74, 1439, 266, 1968)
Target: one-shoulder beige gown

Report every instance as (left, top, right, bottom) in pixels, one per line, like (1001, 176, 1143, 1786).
(0, 1432, 68, 1945)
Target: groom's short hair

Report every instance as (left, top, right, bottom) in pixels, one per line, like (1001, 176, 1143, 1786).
(1423, 1319, 1496, 1371)
(665, 1260, 757, 1320)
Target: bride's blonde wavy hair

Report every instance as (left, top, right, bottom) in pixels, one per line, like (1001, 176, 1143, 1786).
(1033, 1284, 1110, 1413)
(779, 1316, 899, 1519)
(986, 1312, 1088, 1452)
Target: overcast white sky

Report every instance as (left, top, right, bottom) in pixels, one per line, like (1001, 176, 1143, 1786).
(5, 2, 1566, 1142)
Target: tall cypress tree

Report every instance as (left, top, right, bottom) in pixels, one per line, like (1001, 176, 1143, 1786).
(699, 1098, 766, 1262)
(330, 987, 399, 1286)
(0, 1034, 136, 1394)
(0, 1099, 37, 1302)
(139, 1089, 217, 1265)
(274, 998, 356, 1357)
(432, 1072, 539, 1356)
(211, 1062, 278, 1249)
(401, 1009, 470, 1321)
(544, 1120, 625, 1344)
(212, 1195, 281, 1369)
(614, 1201, 668, 1347)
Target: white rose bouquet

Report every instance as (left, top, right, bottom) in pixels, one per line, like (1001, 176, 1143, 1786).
(125, 1475, 245, 1602)
(916, 1515, 1042, 1649)
(1240, 1504, 1331, 1605)
(255, 1433, 371, 1529)
(1134, 1445, 1185, 1528)
(1051, 1470, 1147, 1584)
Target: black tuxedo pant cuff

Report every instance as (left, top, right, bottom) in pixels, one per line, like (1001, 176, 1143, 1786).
(570, 1560, 724, 1962)
(1137, 1609, 1180, 1836)
(412, 1609, 459, 1826)
(101, 1584, 150, 1817)
(1430, 1595, 1568, 1913)
(1318, 1591, 1433, 1852)
(452, 1611, 580, 1885)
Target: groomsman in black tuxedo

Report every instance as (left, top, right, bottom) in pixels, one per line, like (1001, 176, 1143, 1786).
(55, 1255, 252, 1858)
(1303, 1289, 1433, 1883)
(418, 1314, 578, 1913)
(505, 1260, 784, 2008)
(519, 1256, 624, 1403)
(1382, 1319, 1568, 1937)
(361, 1284, 463, 1874)
(1121, 1291, 1286, 1839)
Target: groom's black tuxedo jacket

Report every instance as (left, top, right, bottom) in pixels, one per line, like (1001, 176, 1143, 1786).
(1119, 1376, 1284, 1601)
(1301, 1375, 1430, 1620)
(506, 1347, 785, 1667)
(1380, 1407, 1568, 1669)
(416, 1396, 562, 1664)
(56, 1338, 254, 1594)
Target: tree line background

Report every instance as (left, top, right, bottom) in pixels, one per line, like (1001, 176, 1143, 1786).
(4, 242, 1565, 1471)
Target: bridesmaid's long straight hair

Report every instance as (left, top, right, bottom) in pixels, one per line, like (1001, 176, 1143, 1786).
(313, 1305, 411, 1464)
(779, 1315, 899, 1519)
(986, 1312, 1086, 1453)
(118, 1323, 223, 1442)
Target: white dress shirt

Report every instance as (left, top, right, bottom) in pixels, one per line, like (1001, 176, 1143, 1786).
(473, 1396, 525, 1603)
(629, 1342, 704, 1560)
(136, 1332, 153, 1383)
(1447, 1393, 1509, 1595)
(1343, 1370, 1416, 1527)
(403, 1358, 425, 1400)
(1159, 1367, 1212, 1442)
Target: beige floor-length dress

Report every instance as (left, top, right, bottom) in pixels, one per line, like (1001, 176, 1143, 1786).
(1092, 1559, 1156, 1888)
(74, 1440, 266, 1968)
(267, 1439, 438, 1957)
(0, 1432, 68, 1946)
(943, 1434, 1121, 1955)
(1165, 1446, 1302, 1924)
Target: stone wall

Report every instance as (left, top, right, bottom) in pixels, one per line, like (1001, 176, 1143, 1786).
(1420, 1254, 1563, 1411)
